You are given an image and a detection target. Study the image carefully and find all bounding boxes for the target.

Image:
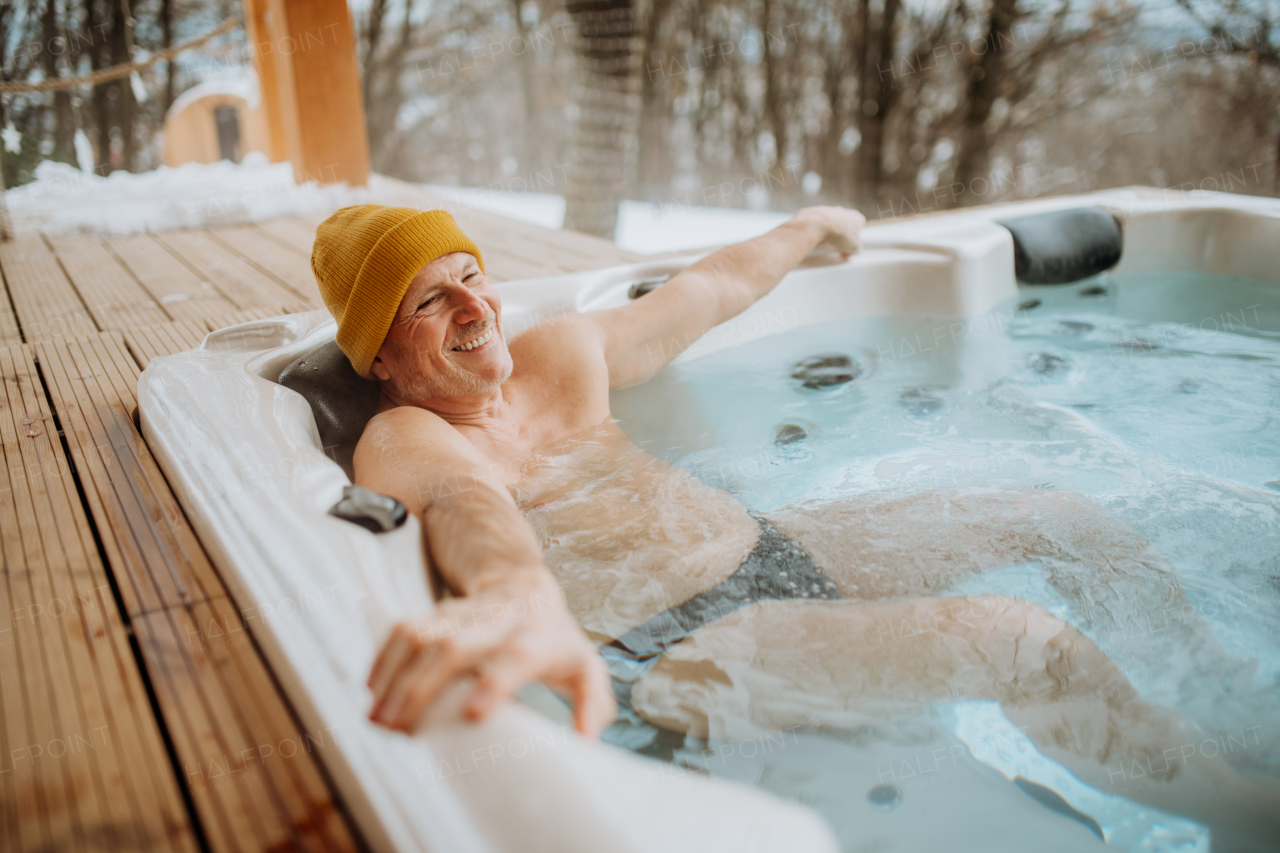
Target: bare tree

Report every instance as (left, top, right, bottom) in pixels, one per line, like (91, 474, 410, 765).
(360, 0, 423, 173)
(1176, 0, 1280, 191)
(853, 0, 903, 209)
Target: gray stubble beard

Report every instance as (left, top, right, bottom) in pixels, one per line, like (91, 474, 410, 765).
(388, 332, 514, 403)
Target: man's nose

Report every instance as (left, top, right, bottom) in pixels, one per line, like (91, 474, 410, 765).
(452, 284, 490, 325)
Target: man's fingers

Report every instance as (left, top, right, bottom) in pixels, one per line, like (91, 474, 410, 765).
(465, 635, 615, 738)
(545, 652, 616, 738)
(377, 638, 484, 731)
(371, 616, 503, 725)
(465, 635, 545, 721)
(573, 655, 617, 738)
(368, 621, 420, 698)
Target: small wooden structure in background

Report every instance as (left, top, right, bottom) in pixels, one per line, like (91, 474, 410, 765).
(162, 78, 273, 166)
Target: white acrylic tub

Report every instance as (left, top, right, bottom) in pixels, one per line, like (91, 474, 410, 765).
(138, 188, 1280, 852)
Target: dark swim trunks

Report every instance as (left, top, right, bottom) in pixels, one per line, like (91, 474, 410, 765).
(602, 517, 840, 690)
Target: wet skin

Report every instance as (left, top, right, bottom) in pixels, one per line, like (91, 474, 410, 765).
(351, 210, 1279, 849)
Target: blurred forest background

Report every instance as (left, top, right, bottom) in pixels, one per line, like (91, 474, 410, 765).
(1, 0, 1277, 236)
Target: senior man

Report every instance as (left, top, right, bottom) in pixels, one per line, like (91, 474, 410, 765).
(309, 205, 1280, 847)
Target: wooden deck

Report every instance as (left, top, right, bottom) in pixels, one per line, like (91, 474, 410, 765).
(0, 180, 643, 852)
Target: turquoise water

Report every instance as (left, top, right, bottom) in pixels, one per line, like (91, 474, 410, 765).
(615, 271, 1279, 510)
(607, 270, 1280, 851)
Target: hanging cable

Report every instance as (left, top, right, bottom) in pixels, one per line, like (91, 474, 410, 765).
(0, 17, 239, 94)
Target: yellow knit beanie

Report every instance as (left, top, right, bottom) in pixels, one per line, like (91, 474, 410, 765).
(310, 204, 486, 379)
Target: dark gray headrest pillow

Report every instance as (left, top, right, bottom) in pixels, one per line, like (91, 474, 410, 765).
(277, 339, 381, 482)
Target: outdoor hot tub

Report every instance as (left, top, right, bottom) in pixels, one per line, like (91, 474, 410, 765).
(138, 188, 1280, 852)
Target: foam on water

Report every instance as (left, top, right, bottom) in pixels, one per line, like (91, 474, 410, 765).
(608, 270, 1280, 851)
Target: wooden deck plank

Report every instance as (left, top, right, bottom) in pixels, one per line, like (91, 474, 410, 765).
(204, 307, 293, 333)
(42, 235, 172, 332)
(122, 321, 206, 372)
(74, 333, 229, 602)
(153, 230, 311, 314)
(0, 343, 198, 853)
(0, 256, 27, 348)
(158, 319, 210, 354)
(205, 226, 323, 309)
(0, 352, 58, 849)
(131, 610, 278, 853)
(121, 327, 168, 372)
(152, 321, 207, 362)
(32, 332, 361, 853)
(2, 369, 92, 853)
(5, 343, 128, 853)
(191, 596, 353, 853)
(0, 234, 98, 344)
(252, 218, 318, 257)
(140, 599, 356, 853)
(36, 333, 203, 615)
(0, 501, 35, 850)
(105, 234, 240, 325)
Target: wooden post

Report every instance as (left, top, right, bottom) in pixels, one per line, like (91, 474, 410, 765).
(242, 0, 369, 187)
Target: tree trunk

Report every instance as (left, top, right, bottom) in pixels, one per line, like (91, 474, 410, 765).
(86, 0, 112, 174)
(161, 0, 174, 115)
(822, 2, 858, 201)
(381, 0, 418, 172)
(562, 0, 643, 239)
(760, 0, 787, 169)
(853, 0, 901, 213)
(40, 0, 76, 165)
(361, 0, 389, 136)
(110, 0, 137, 172)
(953, 0, 1020, 195)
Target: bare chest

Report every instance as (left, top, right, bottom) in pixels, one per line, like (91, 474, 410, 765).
(454, 369, 613, 487)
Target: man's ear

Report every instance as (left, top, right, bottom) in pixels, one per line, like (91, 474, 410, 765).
(370, 355, 391, 382)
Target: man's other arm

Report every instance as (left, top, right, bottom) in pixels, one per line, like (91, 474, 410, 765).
(589, 205, 865, 389)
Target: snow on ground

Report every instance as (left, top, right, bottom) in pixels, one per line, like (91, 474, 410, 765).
(7, 153, 373, 236)
(6, 156, 790, 254)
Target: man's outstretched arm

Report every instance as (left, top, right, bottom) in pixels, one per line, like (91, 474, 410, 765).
(591, 205, 865, 389)
(354, 406, 615, 737)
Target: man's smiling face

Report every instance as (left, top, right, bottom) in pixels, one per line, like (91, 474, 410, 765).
(369, 251, 513, 403)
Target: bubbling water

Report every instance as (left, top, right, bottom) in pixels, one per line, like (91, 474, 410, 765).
(603, 270, 1280, 851)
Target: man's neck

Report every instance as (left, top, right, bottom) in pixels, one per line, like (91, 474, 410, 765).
(377, 384, 511, 430)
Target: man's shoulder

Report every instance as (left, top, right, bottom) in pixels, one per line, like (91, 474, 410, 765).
(509, 313, 608, 378)
(510, 312, 597, 350)
(357, 405, 461, 455)
(353, 405, 488, 497)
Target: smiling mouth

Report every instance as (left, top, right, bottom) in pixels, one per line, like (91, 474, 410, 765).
(451, 328, 495, 352)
